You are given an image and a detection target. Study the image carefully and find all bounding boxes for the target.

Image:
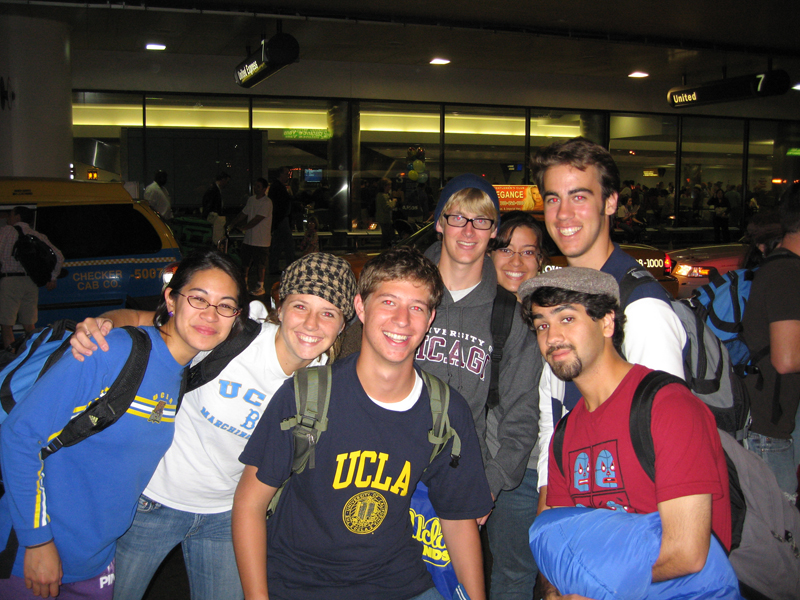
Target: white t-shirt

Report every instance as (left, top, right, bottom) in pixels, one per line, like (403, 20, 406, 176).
(144, 181, 172, 220)
(143, 317, 325, 513)
(242, 194, 273, 247)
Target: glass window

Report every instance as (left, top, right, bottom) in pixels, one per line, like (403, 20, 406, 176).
(748, 120, 800, 214)
(252, 98, 338, 230)
(130, 96, 252, 216)
(444, 105, 526, 185)
(609, 114, 678, 226)
(358, 102, 440, 236)
(680, 117, 745, 229)
(72, 92, 143, 182)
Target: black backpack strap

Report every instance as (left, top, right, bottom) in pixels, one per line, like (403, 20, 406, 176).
(628, 370, 686, 483)
(185, 318, 261, 392)
(618, 265, 656, 310)
(552, 410, 572, 478)
(486, 286, 517, 412)
(421, 370, 460, 468)
(41, 327, 152, 458)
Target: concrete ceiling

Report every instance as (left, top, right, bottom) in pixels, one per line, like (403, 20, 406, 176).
(3, 0, 799, 86)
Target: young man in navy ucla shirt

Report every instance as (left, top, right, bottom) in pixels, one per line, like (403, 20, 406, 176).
(232, 246, 493, 600)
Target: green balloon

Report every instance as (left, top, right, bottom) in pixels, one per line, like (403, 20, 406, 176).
(413, 159, 425, 173)
(408, 170, 419, 181)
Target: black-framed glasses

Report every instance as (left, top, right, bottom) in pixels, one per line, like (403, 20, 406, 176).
(494, 247, 542, 261)
(177, 293, 241, 317)
(442, 213, 495, 230)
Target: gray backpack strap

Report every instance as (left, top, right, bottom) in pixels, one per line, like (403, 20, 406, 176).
(421, 370, 461, 468)
(267, 365, 332, 518)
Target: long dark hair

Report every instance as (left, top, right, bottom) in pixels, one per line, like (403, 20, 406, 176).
(488, 210, 548, 265)
(154, 249, 249, 337)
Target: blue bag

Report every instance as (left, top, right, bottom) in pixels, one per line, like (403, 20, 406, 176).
(529, 507, 741, 600)
(410, 481, 460, 599)
(0, 320, 77, 423)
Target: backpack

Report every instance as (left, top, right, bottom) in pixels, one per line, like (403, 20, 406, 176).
(686, 252, 800, 370)
(0, 321, 158, 457)
(486, 285, 517, 412)
(619, 265, 750, 439)
(552, 370, 800, 600)
(266, 365, 460, 518)
(11, 226, 58, 288)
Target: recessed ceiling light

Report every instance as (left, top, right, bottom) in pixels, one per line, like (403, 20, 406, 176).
(793, 83, 800, 91)
(430, 58, 450, 65)
(146, 44, 166, 51)
(629, 71, 649, 78)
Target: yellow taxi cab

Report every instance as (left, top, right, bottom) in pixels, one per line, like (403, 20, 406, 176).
(0, 178, 182, 325)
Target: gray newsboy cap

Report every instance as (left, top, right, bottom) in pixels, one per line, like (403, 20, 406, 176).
(518, 267, 620, 302)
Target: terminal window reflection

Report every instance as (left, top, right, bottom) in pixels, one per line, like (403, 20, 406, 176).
(445, 106, 526, 185)
(359, 102, 440, 234)
(680, 117, 745, 229)
(609, 114, 677, 227)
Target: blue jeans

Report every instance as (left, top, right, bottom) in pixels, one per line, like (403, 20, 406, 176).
(486, 468, 539, 600)
(112, 495, 242, 600)
(746, 432, 798, 497)
(409, 587, 446, 600)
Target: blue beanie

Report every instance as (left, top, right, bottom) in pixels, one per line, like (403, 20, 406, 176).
(434, 174, 501, 227)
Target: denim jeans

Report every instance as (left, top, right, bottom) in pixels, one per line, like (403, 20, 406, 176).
(486, 468, 539, 600)
(746, 432, 798, 498)
(408, 587, 446, 600)
(112, 495, 242, 600)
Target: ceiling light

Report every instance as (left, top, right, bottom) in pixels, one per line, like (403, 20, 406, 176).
(146, 44, 166, 51)
(628, 71, 649, 78)
(793, 83, 800, 91)
(430, 58, 450, 65)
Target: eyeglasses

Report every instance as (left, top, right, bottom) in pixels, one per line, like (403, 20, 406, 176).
(442, 213, 495, 230)
(494, 248, 542, 261)
(177, 293, 241, 318)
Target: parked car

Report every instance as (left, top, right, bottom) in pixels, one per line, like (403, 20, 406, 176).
(340, 217, 679, 297)
(0, 178, 182, 326)
(668, 242, 748, 298)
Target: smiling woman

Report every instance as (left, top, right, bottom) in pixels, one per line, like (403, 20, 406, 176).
(0, 249, 248, 600)
(490, 210, 547, 300)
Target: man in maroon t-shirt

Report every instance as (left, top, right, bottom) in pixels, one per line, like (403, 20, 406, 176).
(519, 267, 731, 600)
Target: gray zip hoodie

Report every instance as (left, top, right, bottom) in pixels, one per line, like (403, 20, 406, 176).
(421, 242, 541, 497)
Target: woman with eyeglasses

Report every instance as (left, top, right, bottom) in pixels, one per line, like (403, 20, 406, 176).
(489, 210, 547, 301)
(0, 249, 248, 600)
(69, 252, 357, 600)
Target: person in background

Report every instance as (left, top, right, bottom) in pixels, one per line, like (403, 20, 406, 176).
(202, 172, 231, 219)
(489, 210, 545, 301)
(144, 171, 172, 220)
(299, 216, 320, 256)
(375, 177, 396, 249)
(268, 167, 296, 275)
(227, 178, 273, 296)
(0, 249, 248, 600)
(69, 253, 357, 600)
(707, 187, 731, 243)
(741, 183, 800, 501)
(0, 206, 64, 350)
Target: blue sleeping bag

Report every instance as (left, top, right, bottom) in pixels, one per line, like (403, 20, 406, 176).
(529, 507, 741, 600)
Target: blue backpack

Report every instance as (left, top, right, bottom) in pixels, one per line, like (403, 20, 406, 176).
(0, 320, 153, 457)
(686, 252, 800, 371)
